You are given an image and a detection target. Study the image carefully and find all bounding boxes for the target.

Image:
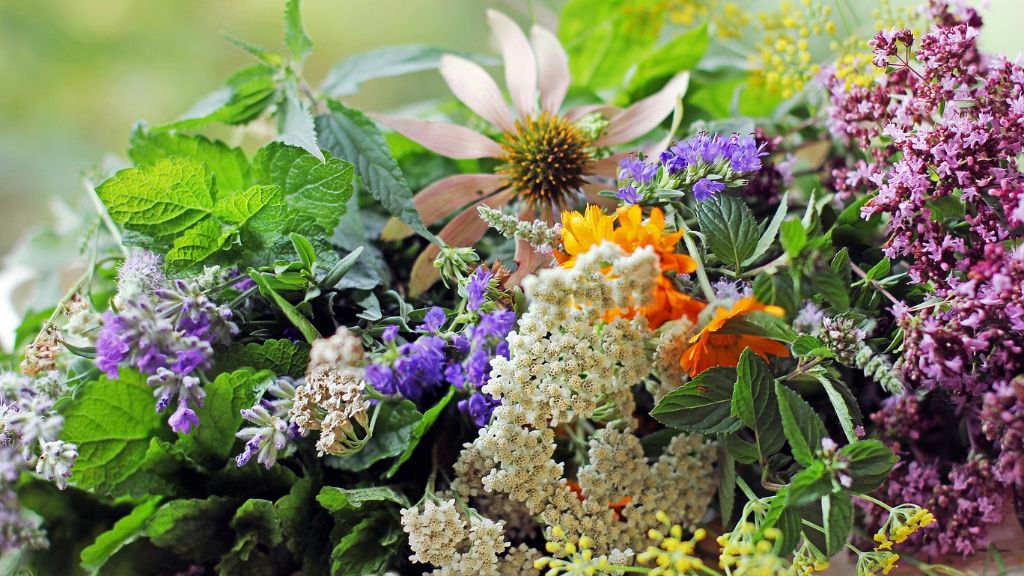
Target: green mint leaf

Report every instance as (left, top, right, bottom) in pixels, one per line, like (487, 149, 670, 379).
(249, 270, 322, 343)
(278, 82, 325, 162)
(386, 386, 455, 478)
(146, 496, 236, 563)
(60, 369, 171, 497)
(752, 273, 798, 320)
(718, 311, 797, 343)
(731, 348, 785, 460)
(179, 369, 274, 467)
(718, 446, 736, 526)
(290, 233, 317, 272)
(831, 248, 852, 285)
(316, 487, 410, 512)
(790, 335, 834, 359)
(96, 156, 214, 240)
(315, 100, 439, 244)
(128, 127, 251, 198)
(723, 431, 759, 464)
(785, 460, 833, 507)
(756, 491, 801, 555)
(165, 217, 225, 272)
(230, 498, 284, 551)
(695, 193, 761, 269)
(316, 486, 408, 576)
(812, 268, 850, 310)
(80, 496, 163, 571)
(216, 339, 311, 379)
(864, 257, 891, 281)
(839, 439, 898, 493)
(283, 0, 313, 67)
(164, 64, 279, 130)
(650, 367, 743, 434)
(775, 381, 828, 467)
(326, 399, 422, 472)
(779, 219, 807, 257)
(252, 142, 354, 233)
(214, 184, 290, 256)
(320, 45, 497, 97)
(822, 493, 854, 556)
(813, 372, 863, 443)
(744, 191, 789, 266)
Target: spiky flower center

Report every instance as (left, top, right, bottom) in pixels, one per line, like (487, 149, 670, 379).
(498, 114, 593, 209)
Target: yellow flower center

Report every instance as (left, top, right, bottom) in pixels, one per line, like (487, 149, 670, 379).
(499, 114, 593, 210)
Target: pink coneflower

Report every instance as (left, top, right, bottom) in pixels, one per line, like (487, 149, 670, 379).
(372, 10, 689, 295)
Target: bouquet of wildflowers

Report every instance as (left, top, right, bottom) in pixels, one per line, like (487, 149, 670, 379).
(3, 0, 1023, 574)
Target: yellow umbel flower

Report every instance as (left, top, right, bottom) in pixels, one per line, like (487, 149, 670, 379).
(717, 522, 798, 576)
(535, 527, 623, 576)
(856, 550, 900, 576)
(637, 511, 707, 575)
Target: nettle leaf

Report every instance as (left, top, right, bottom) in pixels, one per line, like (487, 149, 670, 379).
(779, 219, 807, 257)
(179, 369, 274, 467)
(61, 370, 171, 497)
(840, 439, 897, 493)
(216, 498, 284, 574)
(128, 127, 251, 197)
(752, 273, 798, 321)
(695, 193, 761, 269)
(165, 217, 224, 272)
(80, 496, 163, 571)
(723, 431, 759, 464)
(320, 45, 496, 98)
(317, 487, 410, 511)
(165, 64, 279, 130)
(96, 156, 214, 241)
(775, 381, 827, 467)
(252, 142, 353, 233)
(315, 100, 438, 243)
(812, 269, 850, 311)
(215, 184, 290, 256)
(651, 367, 742, 434)
(217, 339, 311, 378)
(386, 386, 455, 478)
(277, 82, 325, 162)
(328, 399, 422, 472)
(718, 446, 736, 526)
(813, 372, 862, 443)
(731, 349, 785, 459)
(146, 496, 236, 563)
(718, 311, 797, 343)
(284, 0, 313, 66)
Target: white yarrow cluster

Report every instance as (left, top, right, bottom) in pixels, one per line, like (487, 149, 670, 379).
(290, 365, 371, 457)
(309, 326, 365, 369)
(400, 498, 512, 575)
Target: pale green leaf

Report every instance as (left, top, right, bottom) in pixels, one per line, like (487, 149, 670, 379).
(128, 128, 251, 198)
(277, 82, 324, 162)
(284, 0, 313, 66)
(165, 217, 225, 271)
(252, 142, 354, 233)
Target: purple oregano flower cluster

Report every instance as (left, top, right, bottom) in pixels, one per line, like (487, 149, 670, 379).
(365, 268, 514, 427)
(616, 131, 766, 204)
(95, 252, 238, 434)
(824, 1, 1024, 557)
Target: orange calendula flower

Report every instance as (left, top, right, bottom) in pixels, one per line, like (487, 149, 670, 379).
(680, 296, 790, 377)
(554, 204, 705, 327)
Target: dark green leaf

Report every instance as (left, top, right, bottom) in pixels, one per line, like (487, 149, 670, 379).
(290, 233, 317, 271)
(813, 373, 862, 443)
(217, 339, 310, 378)
(320, 246, 365, 288)
(249, 270, 321, 343)
(840, 439, 897, 493)
(775, 381, 827, 467)
(744, 192, 789, 266)
(811, 270, 850, 311)
(80, 496, 163, 571)
(317, 486, 410, 512)
(752, 273, 799, 320)
(695, 193, 761, 268)
(146, 496, 236, 563)
(723, 431, 759, 464)
(779, 219, 807, 257)
(718, 311, 797, 343)
(823, 493, 853, 556)
(786, 461, 832, 507)
(864, 258, 891, 281)
(926, 194, 964, 222)
(731, 348, 785, 459)
(831, 248, 851, 285)
(179, 369, 273, 466)
(718, 446, 736, 526)
(315, 101, 438, 243)
(650, 367, 742, 434)
(386, 386, 455, 478)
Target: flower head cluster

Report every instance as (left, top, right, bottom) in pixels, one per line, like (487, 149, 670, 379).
(95, 252, 238, 433)
(365, 310, 449, 402)
(680, 297, 790, 377)
(0, 371, 77, 552)
(980, 376, 1024, 489)
(477, 205, 562, 255)
(636, 512, 707, 575)
(235, 377, 298, 469)
(616, 133, 765, 204)
(399, 496, 513, 574)
(716, 523, 797, 576)
(751, 0, 836, 98)
(449, 310, 516, 427)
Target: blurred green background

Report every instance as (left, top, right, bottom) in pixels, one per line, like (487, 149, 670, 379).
(1, 0, 1023, 255)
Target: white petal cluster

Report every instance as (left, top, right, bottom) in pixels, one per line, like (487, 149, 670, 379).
(400, 497, 511, 576)
(652, 317, 694, 401)
(290, 365, 370, 456)
(309, 326, 365, 369)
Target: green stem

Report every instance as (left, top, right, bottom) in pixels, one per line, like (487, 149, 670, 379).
(682, 232, 716, 302)
(734, 475, 758, 503)
(84, 177, 128, 257)
(856, 493, 894, 513)
(741, 253, 788, 278)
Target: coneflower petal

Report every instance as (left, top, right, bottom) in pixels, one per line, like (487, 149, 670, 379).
(530, 24, 570, 115)
(598, 72, 690, 147)
(487, 10, 538, 119)
(370, 113, 504, 159)
(440, 55, 516, 133)
(415, 173, 507, 226)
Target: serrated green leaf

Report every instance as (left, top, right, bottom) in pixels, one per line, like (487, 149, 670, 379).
(249, 270, 321, 343)
(80, 496, 163, 571)
(696, 194, 761, 269)
(718, 445, 736, 526)
(179, 369, 273, 466)
(146, 496, 236, 563)
(752, 274, 799, 320)
(96, 156, 214, 240)
(732, 349, 785, 460)
(823, 493, 853, 556)
(284, 0, 313, 66)
(216, 339, 310, 378)
(723, 431, 759, 464)
(315, 101, 438, 243)
(214, 185, 287, 230)
(252, 142, 353, 233)
(779, 219, 807, 257)
(232, 498, 284, 550)
(831, 248, 852, 285)
(811, 270, 850, 311)
(164, 64, 278, 130)
(61, 370, 170, 497)
(290, 233, 317, 271)
(327, 399, 421, 472)
(840, 439, 897, 493)
(775, 382, 827, 467)
(718, 310, 798, 343)
(166, 217, 225, 271)
(651, 367, 742, 434)
(277, 82, 324, 162)
(224, 34, 284, 67)
(328, 508, 403, 576)
(864, 258, 891, 281)
(317, 486, 410, 512)
(813, 373, 862, 443)
(320, 45, 496, 98)
(786, 460, 832, 507)
(744, 192, 789, 266)
(128, 128, 251, 198)
(386, 386, 454, 478)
